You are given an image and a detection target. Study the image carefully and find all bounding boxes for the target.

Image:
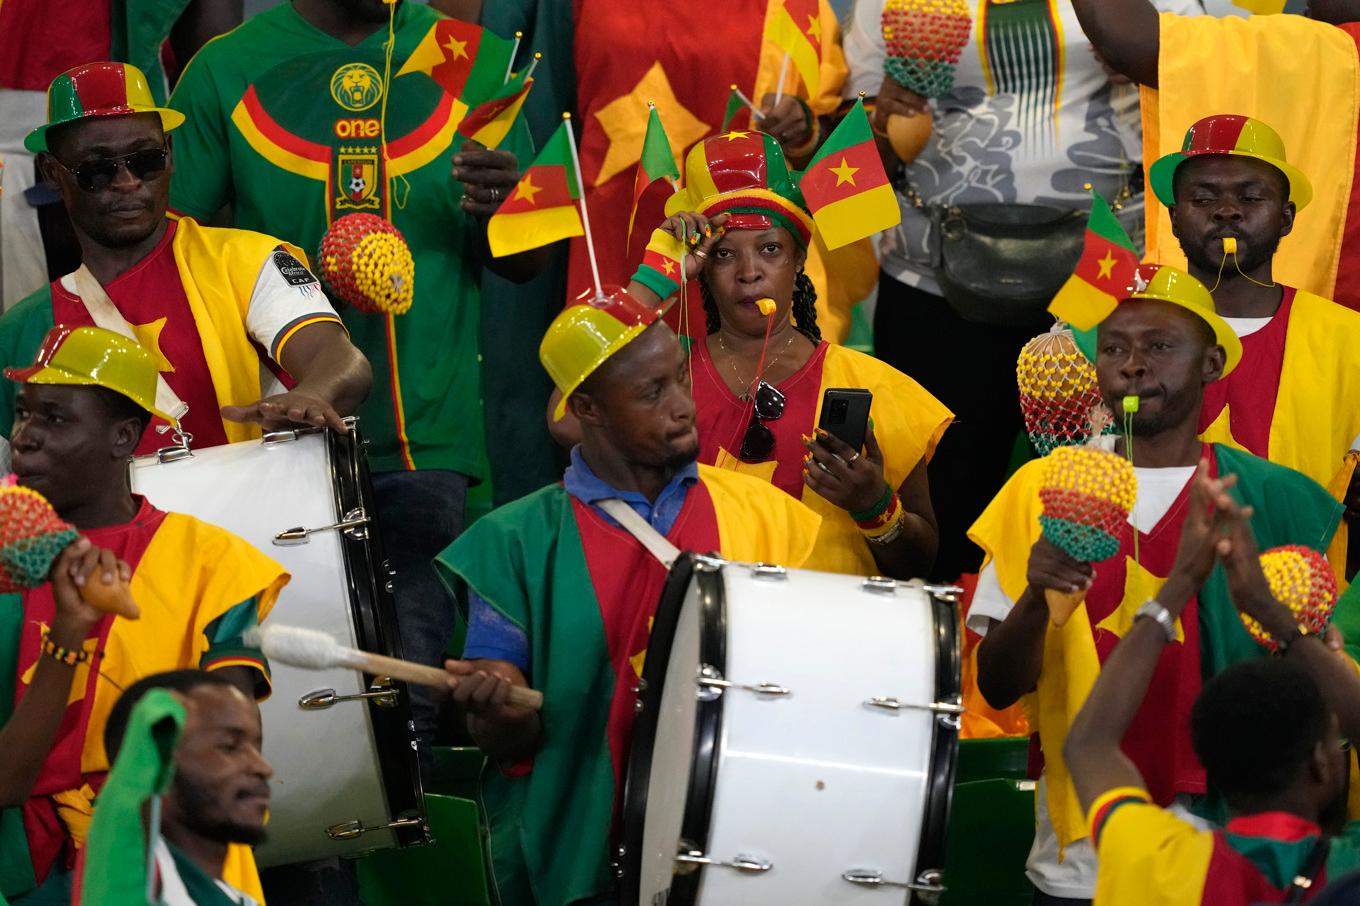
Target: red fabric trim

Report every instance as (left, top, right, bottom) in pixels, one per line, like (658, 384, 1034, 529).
(1224, 811, 1322, 844)
(387, 90, 456, 159)
(1090, 791, 1151, 847)
(240, 86, 330, 163)
(1197, 287, 1295, 455)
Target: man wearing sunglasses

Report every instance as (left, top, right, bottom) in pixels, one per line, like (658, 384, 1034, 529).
(434, 288, 821, 906)
(0, 62, 372, 464)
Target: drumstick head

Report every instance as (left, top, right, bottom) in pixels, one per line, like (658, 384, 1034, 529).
(245, 623, 344, 669)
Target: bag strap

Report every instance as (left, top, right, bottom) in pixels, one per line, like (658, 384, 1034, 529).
(1284, 836, 1332, 904)
(68, 265, 189, 423)
(595, 498, 680, 569)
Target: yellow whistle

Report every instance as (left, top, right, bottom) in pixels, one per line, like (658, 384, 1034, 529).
(756, 297, 777, 316)
(1122, 395, 1140, 414)
(1222, 236, 1238, 255)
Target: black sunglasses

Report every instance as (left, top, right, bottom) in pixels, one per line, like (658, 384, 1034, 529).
(739, 381, 786, 462)
(52, 147, 169, 193)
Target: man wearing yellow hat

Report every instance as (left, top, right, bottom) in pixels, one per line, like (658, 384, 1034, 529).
(433, 291, 820, 906)
(0, 326, 288, 905)
(1144, 115, 1360, 573)
(969, 257, 1342, 904)
(0, 62, 371, 465)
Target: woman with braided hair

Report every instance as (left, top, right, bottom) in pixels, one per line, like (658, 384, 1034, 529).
(625, 131, 953, 579)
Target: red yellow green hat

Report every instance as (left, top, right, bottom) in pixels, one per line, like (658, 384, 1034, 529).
(541, 287, 662, 421)
(24, 62, 185, 154)
(5, 325, 175, 422)
(665, 131, 815, 247)
(1149, 114, 1311, 211)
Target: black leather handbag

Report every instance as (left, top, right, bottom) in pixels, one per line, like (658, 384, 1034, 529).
(929, 202, 1087, 328)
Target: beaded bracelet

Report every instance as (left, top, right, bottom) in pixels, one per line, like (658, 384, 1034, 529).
(41, 634, 89, 667)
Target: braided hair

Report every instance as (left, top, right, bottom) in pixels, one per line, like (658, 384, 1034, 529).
(700, 270, 822, 344)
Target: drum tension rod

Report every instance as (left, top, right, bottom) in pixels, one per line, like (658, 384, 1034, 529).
(696, 664, 789, 700)
(675, 851, 773, 875)
(843, 868, 946, 899)
(863, 695, 964, 714)
(274, 507, 370, 545)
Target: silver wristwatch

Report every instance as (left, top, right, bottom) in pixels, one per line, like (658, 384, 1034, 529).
(1134, 600, 1177, 643)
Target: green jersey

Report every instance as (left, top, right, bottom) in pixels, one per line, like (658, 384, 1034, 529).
(168, 2, 531, 475)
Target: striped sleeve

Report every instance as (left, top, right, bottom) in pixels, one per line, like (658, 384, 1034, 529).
(243, 245, 345, 363)
(200, 595, 271, 700)
(1087, 786, 1215, 906)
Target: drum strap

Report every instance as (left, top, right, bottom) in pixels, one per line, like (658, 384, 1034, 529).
(596, 498, 681, 568)
(68, 265, 191, 424)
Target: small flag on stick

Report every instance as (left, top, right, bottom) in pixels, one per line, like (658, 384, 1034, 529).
(457, 56, 537, 148)
(628, 104, 680, 244)
(799, 98, 899, 249)
(487, 118, 584, 258)
(764, 0, 823, 101)
(1047, 192, 1141, 332)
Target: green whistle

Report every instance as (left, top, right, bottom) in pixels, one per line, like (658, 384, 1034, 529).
(1122, 396, 1140, 414)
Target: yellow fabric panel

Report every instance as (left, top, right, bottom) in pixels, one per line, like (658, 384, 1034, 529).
(222, 843, 267, 904)
(78, 513, 288, 775)
(753, 0, 848, 117)
(806, 233, 877, 345)
(1090, 798, 1214, 906)
(801, 344, 953, 575)
(701, 463, 822, 568)
(171, 217, 313, 444)
(968, 459, 1047, 604)
(1141, 14, 1359, 299)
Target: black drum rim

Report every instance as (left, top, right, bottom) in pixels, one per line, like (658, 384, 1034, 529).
(913, 589, 963, 902)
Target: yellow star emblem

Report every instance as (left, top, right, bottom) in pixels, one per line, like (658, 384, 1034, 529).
(443, 36, 469, 61)
(1094, 556, 1181, 641)
(806, 14, 822, 41)
(629, 617, 655, 678)
(722, 130, 751, 141)
(130, 317, 175, 373)
(592, 62, 708, 188)
(1096, 250, 1117, 280)
(514, 174, 543, 205)
(829, 157, 860, 187)
(661, 259, 676, 276)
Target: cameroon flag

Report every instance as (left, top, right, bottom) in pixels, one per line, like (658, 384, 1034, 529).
(396, 18, 514, 106)
(627, 106, 679, 243)
(764, 0, 824, 98)
(721, 86, 748, 133)
(457, 67, 534, 149)
(799, 99, 898, 249)
(1048, 193, 1141, 331)
(487, 120, 583, 258)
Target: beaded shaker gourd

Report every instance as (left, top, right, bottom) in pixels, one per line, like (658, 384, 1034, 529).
(1240, 545, 1337, 652)
(1037, 446, 1137, 626)
(1017, 325, 1115, 457)
(0, 475, 139, 618)
(879, 0, 971, 161)
(318, 213, 416, 316)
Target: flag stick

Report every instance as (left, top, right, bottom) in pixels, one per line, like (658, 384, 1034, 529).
(504, 31, 523, 84)
(564, 113, 605, 300)
(733, 86, 767, 121)
(773, 53, 790, 105)
(522, 51, 542, 81)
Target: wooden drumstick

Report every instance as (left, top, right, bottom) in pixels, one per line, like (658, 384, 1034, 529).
(245, 623, 544, 711)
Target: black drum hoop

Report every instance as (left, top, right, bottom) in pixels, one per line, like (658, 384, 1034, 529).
(913, 589, 963, 902)
(618, 553, 727, 906)
(329, 423, 428, 847)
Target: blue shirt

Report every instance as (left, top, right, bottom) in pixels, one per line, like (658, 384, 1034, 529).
(461, 447, 699, 669)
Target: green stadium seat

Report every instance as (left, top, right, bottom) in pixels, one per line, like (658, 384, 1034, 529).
(355, 793, 491, 906)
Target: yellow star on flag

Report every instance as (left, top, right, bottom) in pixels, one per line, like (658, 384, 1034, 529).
(443, 36, 469, 60)
(1096, 250, 1117, 280)
(661, 259, 676, 276)
(592, 61, 709, 187)
(130, 317, 175, 373)
(1094, 556, 1180, 641)
(514, 174, 543, 205)
(722, 130, 751, 141)
(829, 156, 860, 186)
(806, 14, 822, 41)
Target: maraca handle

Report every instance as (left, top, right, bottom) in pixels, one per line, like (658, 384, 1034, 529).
(1044, 587, 1086, 627)
(79, 579, 140, 620)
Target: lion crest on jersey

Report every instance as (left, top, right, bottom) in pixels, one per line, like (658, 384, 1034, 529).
(330, 63, 384, 112)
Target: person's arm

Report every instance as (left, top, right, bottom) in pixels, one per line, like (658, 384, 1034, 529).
(976, 537, 1093, 709)
(1064, 463, 1228, 814)
(444, 658, 541, 762)
(1070, 0, 1162, 87)
(0, 542, 125, 806)
(222, 322, 371, 433)
(454, 143, 551, 284)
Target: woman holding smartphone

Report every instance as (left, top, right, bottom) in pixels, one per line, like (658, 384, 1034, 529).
(624, 132, 952, 580)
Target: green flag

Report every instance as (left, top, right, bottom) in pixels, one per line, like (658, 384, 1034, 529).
(628, 105, 680, 242)
(721, 85, 746, 132)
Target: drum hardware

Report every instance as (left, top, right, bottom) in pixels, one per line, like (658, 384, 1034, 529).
(326, 814, 425, 841)
(841, 867, 946, 899)
(922, 583, 964, 603)
(674, 850, 773, 875)
(695, 664, 789, 701)
(693, 554, 724, 573)
(299, 679, 400, 711)
(862, 695, 965, 715)
(861, 576, 898, 594)
(274, 506, 370, 545)
(748, 563, 788, 581)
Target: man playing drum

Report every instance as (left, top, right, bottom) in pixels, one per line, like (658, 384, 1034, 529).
(0, 62, 371, 462)
(0, 326, 288, 905)
(969, 263, 1344, 905)
(435, 289, 822, 906)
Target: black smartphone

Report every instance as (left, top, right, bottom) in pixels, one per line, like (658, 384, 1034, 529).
(818, 388, 873, 452)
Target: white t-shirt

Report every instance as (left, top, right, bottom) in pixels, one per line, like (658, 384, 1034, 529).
(968, 463, 1196, 898)
(844, 0, 1202, 291)
(1221, 315, 1273, 338)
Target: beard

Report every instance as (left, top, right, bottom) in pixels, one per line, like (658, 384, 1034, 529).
(170, 773, 269, 847)
(1181, 230, 1283, 279)
(661, 434, 701, 471)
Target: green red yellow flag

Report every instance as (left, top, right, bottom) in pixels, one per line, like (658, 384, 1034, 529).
(396, 18, 514, 105)
(799, 99, 898, 249)
(488, 120, 583, 258)
(764, 0, 823, 99)
(1048, 193, 1141, 332)
(457, 67, 534, 149)
(628, 105, 680, 243)
(721, 86, 746, 133)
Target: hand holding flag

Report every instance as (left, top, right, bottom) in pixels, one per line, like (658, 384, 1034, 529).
(798, 98, 899, 249)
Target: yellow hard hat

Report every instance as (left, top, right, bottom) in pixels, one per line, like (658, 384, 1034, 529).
(541, 287, 662, 421)
(1122, 265, 1241, 376)
(5, 325, 174, 421)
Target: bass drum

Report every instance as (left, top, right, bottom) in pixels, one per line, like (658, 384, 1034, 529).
(130, 424, 426, 867)
(621, 554, 962, 905)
